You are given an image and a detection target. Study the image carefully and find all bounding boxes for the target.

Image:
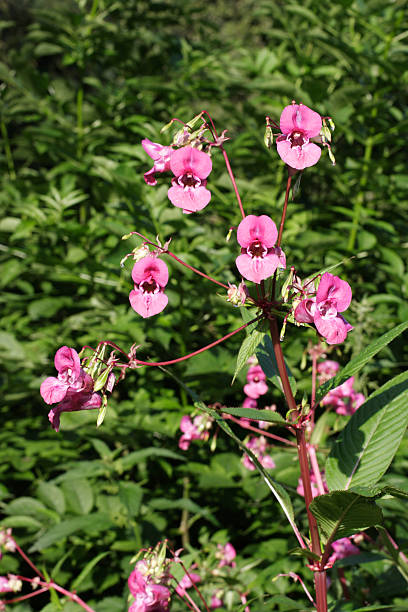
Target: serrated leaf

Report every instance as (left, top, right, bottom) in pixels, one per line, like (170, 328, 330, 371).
(316, 321, 408, 404)
(232, 329, 263, 384)
(29, 513, 113, 552)
(310, 491, 383, 544)
(326, 371, 408, 491)
(256, 335, 297, 395)
(220, 406, 286, 424)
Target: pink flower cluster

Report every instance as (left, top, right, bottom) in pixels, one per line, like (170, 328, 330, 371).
(216, 542, 236, 568)
(276, 102, 323, 171)
(40, 346, 101, 432)
(297, 471, 328, 499)
(129, 255, 169, 318)
(235, 215, 285, 284)
(142, 140, 212, 214)
(175, 571, 201, 597)
(294, 272, 353, 345)
(179, 414, 213, 450)
(128, 561, 171, 612)
(317, 360, 364, 415)
(242, 435, 275, 471)
(0, 575, 22, 594)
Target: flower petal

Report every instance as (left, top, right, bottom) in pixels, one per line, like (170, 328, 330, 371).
(129, 289, 168, 318)
(276, 138, 321, 170)
(314, 313, 348, 345)
(316, 273, 352, 313)
(54, 346, 81, 378)
(280, 104, 322, 138)
(294, 298, 316, 324)
(40, 377, 68, 404)
(236, 252, 280, 283)
(168, 184, 211, 212)
(170, 147, 212, 179)
(237, 215, 278, 248)
(131, 256, 169, 287)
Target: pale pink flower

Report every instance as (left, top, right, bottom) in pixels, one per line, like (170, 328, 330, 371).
(294, 272, 353, 345)
(243, 436, 275, 471)
(243, 364, 268, 399)
(179, 414, 212, 450)
(276, 102, 322, 170)
(236, 215, 285, 284)
(217, 543, 236, 568)
(317, 360, 340, 384)
(129, 256, 169, 318)
(175, 572, 201, 596)
(0, 575, 21, 593)
(328, 537, 360, 566)
(142, 139, 174, 186)
(211, 594, 223, 609)
(322, 377, 365, 416)
(168, 147, 212, 213)
(297, 471, 328, 498)
(0, 577, 11, 593)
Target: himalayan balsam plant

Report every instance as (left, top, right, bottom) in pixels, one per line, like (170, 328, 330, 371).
(4, 102, 408, 612)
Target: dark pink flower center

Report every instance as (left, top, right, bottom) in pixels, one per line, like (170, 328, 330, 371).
(317, 299, 337, 319)
(140, 277, 159, 294)
(289, 131, 307, 148)
(178, 172, 202, 189)
(247, 240, 267, 258)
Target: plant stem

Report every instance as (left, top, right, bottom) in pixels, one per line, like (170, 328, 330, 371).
(277, 174, 292, 247)
(308, 445, 326, 496)
(16, 576, 95, 612)
(220, 145, 246, 220)
(224, 414, 296, 446)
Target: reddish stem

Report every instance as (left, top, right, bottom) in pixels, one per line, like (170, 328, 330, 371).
(277, 174, 292, 247)
(308, 445, 326, 496)
(4, 587, 49, 603)
(13, 541, 47, 581)
(220, 146, 246, 220)
(337, 568, 350, 600)
(135, 316, 262, 367)
(224, 414, 296, 446)
(15, 577, 95, 612)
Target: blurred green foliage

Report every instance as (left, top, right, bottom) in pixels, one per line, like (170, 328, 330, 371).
(0, 0, 407, 609)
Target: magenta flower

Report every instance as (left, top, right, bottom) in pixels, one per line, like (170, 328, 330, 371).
(40, 346, 102, 432)
(179, 414, 212, 450)
(211, 594, 224, 609)
(128, 565, 171, 612)
(243, 364, 268, 399)
(317, 360, 340, 384)
(167, 146, 212, 213)
(236, 215, 285, 284)
(276, 102, 322, 170)
(141, 139, 174, 186)
(216, 543, 237, 568)
(297, 471, 328, 498)
(175, 572, 201, 597)
(294, 272, 353, 345)
(242, 435, 275, 471)
(321, 377, 365, 416)
(328, 537, 359, 566)
(129, 256, 169, 318)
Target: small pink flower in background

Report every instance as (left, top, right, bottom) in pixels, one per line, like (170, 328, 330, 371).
(236, 215, 286, 284)
(297, 471, 328, 498)
(0, 529, 16, 555)
(129, 255, 169, 318)
(179, 414, 213, 450)
(128, 560, 171, 612)
(40, 347, 102, 432)
(328, 537, 360, 566)
(0, 575, 22, 593)
(244, 364, 268, 399)
(227, 281, 248, 306)
(167, 146, 212, 214)
(321, 376, 365, 416)
(243, 435, 275, 471)
(276, 102, 322, 170)
(317, 360, 340, 384)
(142, 139, 174, 186)
(294, 272, 353, 345)
(175, 572, 201, 597)
(211, 593, 224, 609)
(216, 543, 236, 568)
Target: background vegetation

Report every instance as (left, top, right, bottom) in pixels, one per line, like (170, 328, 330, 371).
(0, 0, 407, 609)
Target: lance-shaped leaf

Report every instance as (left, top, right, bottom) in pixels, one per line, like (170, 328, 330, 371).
(233, 329, 264, 384)
(326, 371, 408, 491)
(310, 491, 383, 545)
(316, 321, 408, 404)
(256, 335, 297, 396)
(220, 406, 286, 424)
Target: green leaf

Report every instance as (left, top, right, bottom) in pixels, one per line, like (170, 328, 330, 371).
(316, 321, 408, 404)
(256, 335, 297, 396)
(232, 329, 264, 384)
(37, 482, 66, 514)
(288, 547, 321, 562)
(70, 551, 110, 591)
(29, 513, 113, 552)
(220, 406, 286, 424)
(115, 447, 185, 471)
(118, 482, 143, 516)
(61, 479, 94, 515)
(310, 491, 383, 545)
(326, 371, 408, 491)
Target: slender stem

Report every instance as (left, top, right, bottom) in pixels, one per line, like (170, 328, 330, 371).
(13, 541, 47, 581)
(308, 445, 326, 496)
(337, 568, 350, 600)
(15, 577, 95, 612)
(276, 573, 315, 605)
(276, 174, 292, 247)
(4, 586, 49, 603)
(135, 316, 262, 367)
(177, 561, 210, 612)
(224, 414, 296, 446)
(220, 145, 246, 220)
(89, 0, 99, 17)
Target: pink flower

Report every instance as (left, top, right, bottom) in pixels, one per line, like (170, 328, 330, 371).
(128, 566, 170, 612)
(328, 537, 359, 566)
(276, 102, 322, 170)
(40, 347, 102, 432)
(217, 543, 236, 568)
(211, 594, 223, 609)
(175, 572, 201, 597)
(0, 575, 21, 593)
(142, 139, 174, 186)
(179, 415, 212, 450)
(236, 215, 286, 284)
(297, 471, 328, 498)
(243, 435, 275, 471)
(129, 256, 169, 318)
(294, 272, 353, 345)
(243, 364, 268, 399)
(167, 147, 212, 213)
(321, 377, 365, 416)
(317, 360, 340, 384)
